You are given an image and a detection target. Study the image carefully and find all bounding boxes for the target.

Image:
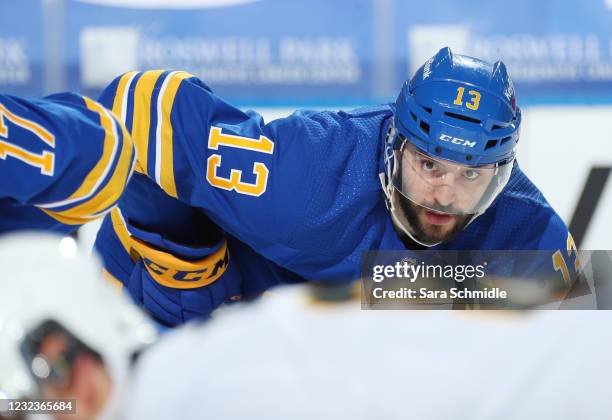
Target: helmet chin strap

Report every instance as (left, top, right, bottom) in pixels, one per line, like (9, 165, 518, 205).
(380, 122, 439, 247)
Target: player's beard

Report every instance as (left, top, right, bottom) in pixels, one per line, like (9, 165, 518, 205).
(394, 192, 472, 246)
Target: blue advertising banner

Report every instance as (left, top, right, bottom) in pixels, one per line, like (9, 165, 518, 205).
(394, 0, 612, 103)
(2, 0, 612, 104)
(0, 0, 44, 95)
(64, 0, 376, 105)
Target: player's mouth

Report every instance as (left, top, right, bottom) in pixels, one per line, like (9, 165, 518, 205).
(423, 210, 454, 226)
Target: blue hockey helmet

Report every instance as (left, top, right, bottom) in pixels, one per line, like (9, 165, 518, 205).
(383, 47, 521, 246)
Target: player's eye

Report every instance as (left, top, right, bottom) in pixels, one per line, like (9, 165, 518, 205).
(463, 169, 480, 181)
(420, 158, 438, 173)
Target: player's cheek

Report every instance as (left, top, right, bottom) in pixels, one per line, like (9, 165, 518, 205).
(458, 185, 480, 210)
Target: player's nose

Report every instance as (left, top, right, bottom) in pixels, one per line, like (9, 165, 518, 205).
(432, 184, 455, 207)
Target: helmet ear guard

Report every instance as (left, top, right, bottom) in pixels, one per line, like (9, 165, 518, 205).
(380, 119, 446, 247)
(383, 124, 397, 184)
(380, 122, 398, 213)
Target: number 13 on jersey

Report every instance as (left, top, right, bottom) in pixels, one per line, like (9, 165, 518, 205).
(206, 126, 274, 197)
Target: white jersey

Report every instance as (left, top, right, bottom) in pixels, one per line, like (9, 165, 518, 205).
(124, 285, 612, 420)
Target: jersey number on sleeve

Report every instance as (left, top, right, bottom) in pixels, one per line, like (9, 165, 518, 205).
(206, 126, 274, 197)
(0, 104, 55, 176)
(552, 232, 581, 285)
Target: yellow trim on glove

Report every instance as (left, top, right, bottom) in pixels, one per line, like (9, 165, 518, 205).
(109, 207, 229, 289)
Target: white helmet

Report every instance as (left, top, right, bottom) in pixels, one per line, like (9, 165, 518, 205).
(0, 232, 157, 402)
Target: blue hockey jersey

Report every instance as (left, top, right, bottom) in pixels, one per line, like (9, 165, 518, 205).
(0, 93, 135, 234)
(94, 71, 575, 324)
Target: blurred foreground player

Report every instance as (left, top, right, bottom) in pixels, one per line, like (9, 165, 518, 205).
(125, 283, 612, 420)
(0, 233, 156, 420)
(94, 47, 575, 325)
(0, 92, 135, 234)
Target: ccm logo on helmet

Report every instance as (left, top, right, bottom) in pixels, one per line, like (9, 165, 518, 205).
(439, 134, 476, 148)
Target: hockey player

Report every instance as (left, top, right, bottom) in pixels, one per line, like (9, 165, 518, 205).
(0, 233, 156, 420)
(0, 92, 135, 234)
(94, 48, 575, 326)
(123, 282, 612, 420)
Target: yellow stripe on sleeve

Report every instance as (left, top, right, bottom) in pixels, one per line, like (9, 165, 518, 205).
(110, 206, 132, 254)
(41, 97, 118, 208)
(131, 70, 165, 177)
(111, 71, 139, 120)
(110, 71, 146, 174)
(158, 71, 193, 198)
(40, 98, 135, 225)
(0, 103, 55, 147)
